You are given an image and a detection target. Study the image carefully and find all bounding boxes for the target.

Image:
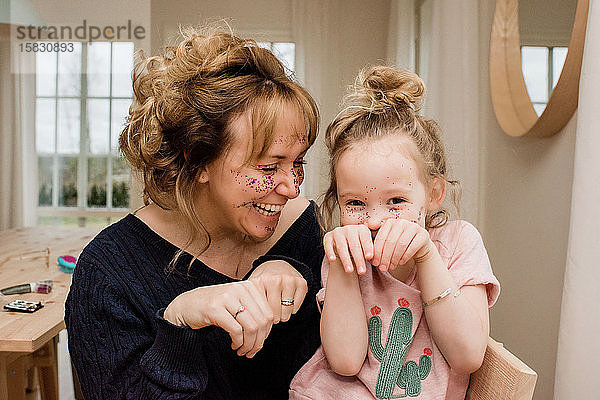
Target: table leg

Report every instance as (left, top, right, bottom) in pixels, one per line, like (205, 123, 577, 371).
(6, 355, 29, 400)
(35, 337, 59, 400)
(1, 352, 28, 400)
(0, 353, 9, 400)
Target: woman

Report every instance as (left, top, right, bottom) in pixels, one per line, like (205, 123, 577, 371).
(65, 25, 323, 399)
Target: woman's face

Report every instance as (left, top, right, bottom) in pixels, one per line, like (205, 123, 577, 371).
(198, 103, 309, 241)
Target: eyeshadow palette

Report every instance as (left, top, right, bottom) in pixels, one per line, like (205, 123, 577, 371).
(3, 299, 44, 313)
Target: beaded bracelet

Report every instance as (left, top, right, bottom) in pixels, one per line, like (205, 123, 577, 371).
(422, 287, 461, 307)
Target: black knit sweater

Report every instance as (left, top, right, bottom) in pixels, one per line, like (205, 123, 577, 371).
(65, 201, 323, 399)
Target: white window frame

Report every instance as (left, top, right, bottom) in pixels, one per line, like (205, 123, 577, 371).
(35, 41, 134, 226)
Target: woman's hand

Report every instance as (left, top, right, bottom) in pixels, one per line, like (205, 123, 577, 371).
(248, 260, 308, 324)
(323, 225, 374, 274)
(163, 281, 274, 358)
(372, 219, 435, 271)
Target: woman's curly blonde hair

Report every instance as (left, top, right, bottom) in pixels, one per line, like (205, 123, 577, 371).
(119, 25, 319, 263)
(320, 65, 460, 231)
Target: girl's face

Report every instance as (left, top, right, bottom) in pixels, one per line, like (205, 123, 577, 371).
(197, 103, 309, 241)
(336, 135, 441, 237)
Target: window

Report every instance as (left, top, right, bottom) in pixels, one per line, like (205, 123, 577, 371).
(36, 41, 134, 227)
(257, 42, 296, 74)
(521, 46, 568, 116)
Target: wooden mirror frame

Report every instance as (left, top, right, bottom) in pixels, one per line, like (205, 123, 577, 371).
(490, 0, 589, 137)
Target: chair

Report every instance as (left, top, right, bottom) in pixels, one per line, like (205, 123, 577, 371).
(467, 337, 537, 400)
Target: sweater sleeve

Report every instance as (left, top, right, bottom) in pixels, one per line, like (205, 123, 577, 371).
(65, 255, 214, 400)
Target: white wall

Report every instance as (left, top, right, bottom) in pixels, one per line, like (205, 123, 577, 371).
(478, 2, 576, 399)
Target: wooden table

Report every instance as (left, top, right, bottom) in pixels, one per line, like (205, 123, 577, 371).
(0, 226, 98, 400)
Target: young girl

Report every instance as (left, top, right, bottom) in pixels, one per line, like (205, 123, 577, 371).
(290, 66, 500, 399)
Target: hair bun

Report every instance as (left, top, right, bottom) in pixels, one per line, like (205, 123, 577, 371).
(355, 65, 425, 112)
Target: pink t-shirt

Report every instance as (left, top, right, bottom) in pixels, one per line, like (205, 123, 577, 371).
(290, 220, 500, 399)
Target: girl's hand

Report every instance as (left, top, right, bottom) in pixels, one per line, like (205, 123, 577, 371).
(323, 225, 374, 274)
(248, 260, 308, 324)
(163, 281, 274, 358)
(372, 219, 435, 271)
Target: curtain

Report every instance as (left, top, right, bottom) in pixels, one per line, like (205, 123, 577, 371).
(418, 0, 481, 225)
(0, 39, 36, 229)
(292, 0, 331, 201)
(554, 1, 600, 398)
(387, 0, 416, 71)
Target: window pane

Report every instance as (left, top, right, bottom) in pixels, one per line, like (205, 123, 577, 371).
(36, 49, 57, 96)
(552, 47, 568, 89)
(57, 99, 80, 153)
(112, 157, 130, 208)
(58, 156, 78, 207)
(36, 98, 56, 153)
(87, 42, 111, 97)
(111, 99, 131, 153)
(38, 156, 53, 206)
(272, 42, 295, 72)
(87, 99, 110, 154)
(533, 103, 546, 117)
(57, 42, 82, 96)
(111, 42, 134, 97)
(88, 157, 107, 207)
(521, 46, 548, 103)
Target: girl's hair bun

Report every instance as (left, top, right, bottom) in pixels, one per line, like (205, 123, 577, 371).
(353, 65, 425, 112)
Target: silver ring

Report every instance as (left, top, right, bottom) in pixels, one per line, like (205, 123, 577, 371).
(281, 299, 294, 306)
(233, 305, 245, 318)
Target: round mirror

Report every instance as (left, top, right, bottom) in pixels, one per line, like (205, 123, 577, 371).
(489, 0, 589, 137)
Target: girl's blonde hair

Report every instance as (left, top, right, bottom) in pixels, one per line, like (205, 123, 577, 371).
(320, 65, 459, 231)
(120, 25, 319, 265)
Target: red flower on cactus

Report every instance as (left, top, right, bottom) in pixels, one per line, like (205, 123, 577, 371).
(370, 306, 381, 316)
(424, 348, 433, 356)
(397, 298, 410, 307)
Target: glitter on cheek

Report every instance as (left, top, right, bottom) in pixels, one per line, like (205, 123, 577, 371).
(389, 203, 412, 220)
(240, 174, 276, 194)
(291, 166, 304, 195)
(229, 169, 277, 208)
(341, 207, 367, 224)
(390, 209, 403, 218)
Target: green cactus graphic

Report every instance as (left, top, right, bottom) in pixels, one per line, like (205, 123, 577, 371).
(397, 355, 431, 396)
(368, 305, 431, 398)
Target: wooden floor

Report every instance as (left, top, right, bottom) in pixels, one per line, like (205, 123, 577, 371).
(24, 330, 75, 400)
